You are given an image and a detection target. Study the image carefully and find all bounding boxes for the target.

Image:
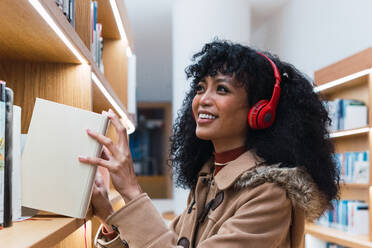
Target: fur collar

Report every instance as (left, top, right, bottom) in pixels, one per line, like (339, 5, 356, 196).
(234, 164, 329, 221)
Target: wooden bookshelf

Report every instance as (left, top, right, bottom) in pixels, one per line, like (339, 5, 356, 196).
(340, 183, 370, 203)
(0, 0, 134, 247)
(314, 71, 369, 99)
(0, 0, 134, 128)
(330, 127, 370, 139)
(0, 191, 122, 248)
(304, 47, 372, 246)
(96, 0, 134, 47)
(136, 102, 173, 199)
(0, 0, 90, 63)
(305, 223, 372, 248)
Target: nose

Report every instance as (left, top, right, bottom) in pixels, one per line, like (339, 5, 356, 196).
(199, 89, 213, 106)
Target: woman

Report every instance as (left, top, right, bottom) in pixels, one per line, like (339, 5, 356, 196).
(79, 40, 339, 248)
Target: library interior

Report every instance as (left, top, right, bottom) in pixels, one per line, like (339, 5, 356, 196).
(1, 0, 372, 248)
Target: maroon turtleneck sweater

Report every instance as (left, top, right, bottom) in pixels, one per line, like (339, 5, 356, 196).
(213, 146, 247, 176)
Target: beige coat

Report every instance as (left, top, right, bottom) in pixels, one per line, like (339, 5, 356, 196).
(95, 150, 328, 248)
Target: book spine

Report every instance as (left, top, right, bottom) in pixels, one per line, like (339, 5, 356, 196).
(0, 81, 5, 225)
(78, 116, 110, 218)
(12, 106, 21, 221)
(71, 0, 75, 28)
(3, 87, 13, 227)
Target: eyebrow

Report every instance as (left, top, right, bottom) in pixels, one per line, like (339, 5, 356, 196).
(214, 77, 233, 83)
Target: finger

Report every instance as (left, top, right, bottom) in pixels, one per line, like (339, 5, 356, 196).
(100, 145, 111, 160)
(107, 109, 128, 147)
(78, 155, 111, 169)
(94, 168, 104, 185)
(102, 146, 111, 159)
(87, 129, 119, 156)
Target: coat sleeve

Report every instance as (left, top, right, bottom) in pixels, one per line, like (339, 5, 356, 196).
(105, 193, 180, 247)
(100, 183, 292, 248)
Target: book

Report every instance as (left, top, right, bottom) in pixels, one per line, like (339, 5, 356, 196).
(55, 0, 75, 27)
(334, 151, 369, 184)
(344, 100, 367, 130)
(325, 99, 367, 131)
(3, 87, 13, 227)
(316, 200, 369, 235)
(12, 105, 21, 221)
(0, 81, 5, 225)
(21, 98, 109, 218)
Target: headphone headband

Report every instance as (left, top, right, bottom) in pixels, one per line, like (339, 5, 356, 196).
(257, 52, 282, 83)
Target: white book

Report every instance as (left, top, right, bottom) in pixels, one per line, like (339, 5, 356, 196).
(350, 202, 369, 235)
(344, 102, 367, 130)
(12, 106, 21, 221)
(21, 98, 109, 218)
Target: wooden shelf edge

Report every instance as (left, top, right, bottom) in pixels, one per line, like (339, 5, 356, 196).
(305, 223, 372, 248)
(330, 126, 370, 139)
(41, 0, 92, 64)
(315, 70, 369, 94)
(115, 0, 134, 51)
(90, 62, 134, 124)
(342, 183, 370, 189)
(314, 47, 372, 86)
(0, 190, 121, 248)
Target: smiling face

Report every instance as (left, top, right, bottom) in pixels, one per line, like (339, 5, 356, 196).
(191, 74, 250, 152)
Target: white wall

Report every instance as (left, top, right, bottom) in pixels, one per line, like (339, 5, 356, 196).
(124, 0, 173, 102)
(172, 0, 251, 215)
(251, 0, 372, 78)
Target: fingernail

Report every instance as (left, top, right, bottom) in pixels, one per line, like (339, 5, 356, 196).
(78, 155, 87, 160)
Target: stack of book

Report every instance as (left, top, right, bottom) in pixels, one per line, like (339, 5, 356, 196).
(91, 1, 104, 71)
(55, 0, 75, 27)
(316, 200, 369, 235)
(334, 151, 369, 184)
(326, 99, 367, 131)
(0, 80, 22, 228)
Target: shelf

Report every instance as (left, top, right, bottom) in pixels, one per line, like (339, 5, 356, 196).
(305, 223, 372, 248)
(342, 183, 370, 189)
(340, 183, 369, 202)
(0, 0, 90, 64)
(330, 127, 370, 139)
(0, 190, 122, 248)
(314, 47, 372, 86)
(314, 69, 370, 94)
(137, 176, 171, 199)
(96, 0, 134, 49)
(91, 62, 135, 133)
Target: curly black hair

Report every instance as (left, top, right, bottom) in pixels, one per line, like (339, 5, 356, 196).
(170, 39, 339, 204)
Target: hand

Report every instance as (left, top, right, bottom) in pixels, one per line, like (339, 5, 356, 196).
(79, 109, 142, 203)
(91, 169, 114, 228)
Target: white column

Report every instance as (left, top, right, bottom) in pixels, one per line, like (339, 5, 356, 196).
(172, 0, 251, 214)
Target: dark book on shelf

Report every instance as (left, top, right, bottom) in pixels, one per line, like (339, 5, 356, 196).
(3, 87, 13, 227)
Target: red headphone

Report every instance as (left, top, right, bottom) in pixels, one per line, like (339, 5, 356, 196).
(248, 52, 282, 130)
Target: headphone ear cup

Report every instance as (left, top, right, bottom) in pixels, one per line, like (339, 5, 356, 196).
(248, 100, 269, 129)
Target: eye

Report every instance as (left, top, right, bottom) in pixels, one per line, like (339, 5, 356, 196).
(196, 84, 205, 94)
(217, 85, 229, 93)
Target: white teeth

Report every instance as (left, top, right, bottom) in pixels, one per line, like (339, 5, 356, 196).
(199, 113, 216, 119)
